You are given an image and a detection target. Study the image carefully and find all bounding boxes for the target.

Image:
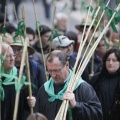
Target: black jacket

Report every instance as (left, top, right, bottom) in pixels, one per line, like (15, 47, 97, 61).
(90, 69, 120, 120)
(35, 81, 103, 120)
(17, 59, 46, 120)
(1, 77, 16, 120)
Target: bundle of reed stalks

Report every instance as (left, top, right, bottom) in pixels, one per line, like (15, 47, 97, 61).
(55, 1, 120, 120)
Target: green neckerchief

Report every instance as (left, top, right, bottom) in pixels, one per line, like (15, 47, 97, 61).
(44, 69, 84, 120)
(44, 69, 84, 102)
(0, 66, 30, 101)
(3, 66, 17, 82)
(44, 69, 85, 120)
(0, 66, 17, 101)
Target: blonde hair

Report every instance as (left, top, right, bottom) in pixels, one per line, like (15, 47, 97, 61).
(26, 113, 48, 120)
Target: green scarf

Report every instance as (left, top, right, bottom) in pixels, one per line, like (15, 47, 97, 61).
(0, 66, 17, 101)
(44, 69, 84, 120)
(44, 69, 84, 102)
(2, 66, 17, 82)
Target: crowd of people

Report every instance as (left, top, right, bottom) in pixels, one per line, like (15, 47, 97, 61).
(0, 0, 120, 120)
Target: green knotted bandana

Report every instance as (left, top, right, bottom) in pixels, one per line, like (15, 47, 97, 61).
(44, 69, 84, 120)
(44, 69, 84, 102)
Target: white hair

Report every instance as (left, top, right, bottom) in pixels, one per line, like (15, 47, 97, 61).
(54, 12, 68, 25)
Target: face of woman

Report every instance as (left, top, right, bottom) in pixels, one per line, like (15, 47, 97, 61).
(106, 53, 120, 73)
(4, 47, 15, 72)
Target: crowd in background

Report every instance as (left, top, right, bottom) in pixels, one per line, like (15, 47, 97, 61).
(0, 0, 120, 120)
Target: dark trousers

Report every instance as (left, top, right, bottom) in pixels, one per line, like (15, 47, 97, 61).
(42, 0, 51, 19)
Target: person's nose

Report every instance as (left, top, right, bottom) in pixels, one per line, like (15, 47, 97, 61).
(14, 51, 20, 57)
(14, 51, 18, 54)
(10, 55, 15, 61)
(109, 60, 113, 64)
(50, 72, 57, 78)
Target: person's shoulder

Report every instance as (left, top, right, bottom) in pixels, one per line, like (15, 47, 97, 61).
(37, 81, 48, 93)
(29, 59, 38, 66)
(77, 80, 99, 98)
(80, 80, 91, 87)
(91, 72, 100, 79)
(68, 55, 76, 63)
(38, 83, 45, 92)
(77, 79, 95, 92)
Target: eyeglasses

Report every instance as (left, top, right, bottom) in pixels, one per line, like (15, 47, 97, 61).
(5, 54, 16, 59)
(47, 66, 64, 74)
(12, 48, 23, 52)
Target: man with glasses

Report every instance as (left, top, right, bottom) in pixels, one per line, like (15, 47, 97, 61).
(52, 35, 90, 82)
(32, 50, 103, 120)
(10, 40, 46, 120)
(52, 35, 75, 70)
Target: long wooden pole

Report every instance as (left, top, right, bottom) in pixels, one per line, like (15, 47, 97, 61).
(13, 4, 18, 23)
(76, 0, 110, 76)
(72, 0, 93, 74)
(55, 1, 93, 119)
(32, 0, 48, 80)
(55, 3, 120, 120)
(13, 38, 28, 120)
(49, 0, 56, 53)
(21, 5, 33, 114)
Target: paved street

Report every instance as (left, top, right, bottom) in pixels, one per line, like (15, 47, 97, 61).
(6, 0, 96, 32)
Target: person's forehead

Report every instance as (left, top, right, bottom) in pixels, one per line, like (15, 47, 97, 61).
(26, 33, 34, 38)
(42, 31, 51, 36)
(7, 48, 14, 54)
(2, 45, 12, 54)
(108, 53, 116, 58)
(47, 57, 62, 66)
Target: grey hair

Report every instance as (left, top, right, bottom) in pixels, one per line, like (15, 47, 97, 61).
(54, 12, 68, 26)
(46, 50, 68, 66)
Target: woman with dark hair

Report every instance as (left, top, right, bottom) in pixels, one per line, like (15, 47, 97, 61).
(90, 48, 120, 120)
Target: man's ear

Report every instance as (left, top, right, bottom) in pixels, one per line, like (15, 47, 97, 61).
(66, 61, 69, 68)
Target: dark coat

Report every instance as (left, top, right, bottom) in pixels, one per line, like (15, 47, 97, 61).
(35, 82, 103, 120)
(1, 77, 16, 120)
(90, 69, 120, 120)
(17, 59, 46, 120)
(87, 53, 102, 74)
(68, 56, 90, 82)
(33, 42, 49, 54)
